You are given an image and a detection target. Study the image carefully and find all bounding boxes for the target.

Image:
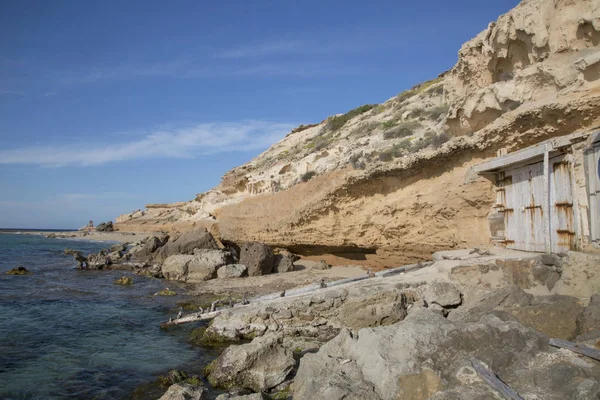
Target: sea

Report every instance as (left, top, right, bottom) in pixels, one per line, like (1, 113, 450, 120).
(0, 232, 216, 400)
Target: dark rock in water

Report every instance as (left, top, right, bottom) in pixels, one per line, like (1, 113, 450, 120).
(96, 221, 114, 232)
(6, 266, 31, 275)
(114, 276, 134, 285)
(239, 242, 274, 276)
(156, 288, 177, 296)
(87, 250, 110, 269)
(273, 254, 295, 273)
(64, 248, 88, 268)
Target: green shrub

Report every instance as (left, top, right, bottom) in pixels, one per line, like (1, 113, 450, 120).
(301, 171, 317, 182)
(383, 120, 421, 140)
(349, 153, 366, 169)
(378, 150, 394, 162)
(381, 119, 398, 129)
(396, 77, 443, 104)
(325, 104, 378, 132)
(350, 121, 378, 138)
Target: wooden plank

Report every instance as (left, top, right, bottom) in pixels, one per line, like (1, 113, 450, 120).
(160, 261, 435, 328)
(549, 338, 600, 361)
(471, 359, 524, 400)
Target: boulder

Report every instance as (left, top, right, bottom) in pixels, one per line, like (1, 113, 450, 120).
(162, 250, 229, 282)
(159, 383, 204, 400)
(162, 255, 193, 281)
(110, 243, 127, 253)
(217, 264, 248, 279)
(313, 260, 330, 270)
(64, 248, 87, 268)
(273, 254, 294, 273)
(239, 242, 274, 276)
(422, 280, 462, 308)
(577, 294, 600, 340)
(96, 221, 114, 232)
(156, 228, 219, 262)
(206, 334, 295, 392)
(187, 249, 229, 282)
(215, 393, 265, 400)
(130, 234, 168, 263)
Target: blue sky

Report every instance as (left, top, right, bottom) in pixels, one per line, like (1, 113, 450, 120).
(0, 0, 520, 229)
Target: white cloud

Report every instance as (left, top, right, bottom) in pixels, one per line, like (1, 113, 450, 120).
(0, 121, 295, 167)
(216, 40, 308, 58)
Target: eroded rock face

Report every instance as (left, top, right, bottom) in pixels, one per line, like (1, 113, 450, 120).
(158, 383, 204, 400)
(577, 294, 600, 340)
(239, 242, 274, 276)
(293, 309, 553, 400)
(206, 334, 295, 392)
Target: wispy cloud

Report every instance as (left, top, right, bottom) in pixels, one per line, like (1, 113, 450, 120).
(216, 40, 308, 58)
(215, 38, 367, 59)
(0, 89, 23, 95)
(54, 61, 356, 85)
(0, 121, 295, 167)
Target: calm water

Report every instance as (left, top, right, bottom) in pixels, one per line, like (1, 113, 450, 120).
(0, 234, 209, 399)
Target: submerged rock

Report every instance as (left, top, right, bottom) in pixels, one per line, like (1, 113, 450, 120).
(156, 288, 177, 296)
(114, 276, 133, 285)
(6, 266, 31, 275)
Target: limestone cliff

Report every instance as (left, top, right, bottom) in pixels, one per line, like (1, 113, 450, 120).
(116, 0, 600, 266)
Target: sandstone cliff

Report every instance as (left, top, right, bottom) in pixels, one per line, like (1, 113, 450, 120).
(116, 0, 600, 266)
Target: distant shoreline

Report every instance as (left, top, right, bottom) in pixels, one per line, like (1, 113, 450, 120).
(0, 229, 148, 244)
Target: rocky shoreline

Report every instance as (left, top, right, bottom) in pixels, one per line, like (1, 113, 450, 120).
(58, 227, 600, 399)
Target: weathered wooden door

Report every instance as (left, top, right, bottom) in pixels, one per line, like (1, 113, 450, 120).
(503, 162, 546, 252)
(550, 155, 575, 253)
(588, 142, 600, 246)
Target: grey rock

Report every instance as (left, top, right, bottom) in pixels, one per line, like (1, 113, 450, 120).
(130, 234, 168, 263)
(294, 309, 547, 400)
(273, 254, 294, 273)
(95, 221, 114, 232)
(156, 228, 219, 262)
(540, 253, 562, 267)
(215, 393, 265, 400)
(313, 260, 330, 270)
(422, 280, 462, 307)
(86, 251, 110, 269)
(110, 243, 127, 253)
(577, 294, 600, 339)
(337, 292, 407, 329)
(239, 242, 274, 276)
(207, 334, 295, 392)
(162, 250, 229, 282)
(217, 264, 248, 279)
(158, 383, 205, 400)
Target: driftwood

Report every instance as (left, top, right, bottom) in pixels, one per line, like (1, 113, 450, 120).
(471, 359, 523, 400)
(549, 338, 600, 361)
(160, 261, 432, 329)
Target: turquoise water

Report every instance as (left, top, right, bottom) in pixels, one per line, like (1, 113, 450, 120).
(0, 234, 207, 399)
